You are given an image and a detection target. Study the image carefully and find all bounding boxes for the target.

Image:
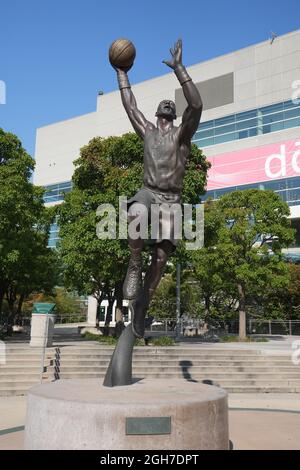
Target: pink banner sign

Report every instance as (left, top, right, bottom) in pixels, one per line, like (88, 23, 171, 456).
(207, 138, 300, 191)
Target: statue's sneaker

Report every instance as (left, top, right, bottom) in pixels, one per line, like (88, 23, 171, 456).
(123, 256, 142, 300)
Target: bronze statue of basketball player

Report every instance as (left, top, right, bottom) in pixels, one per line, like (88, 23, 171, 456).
(113, 39, 202, 338)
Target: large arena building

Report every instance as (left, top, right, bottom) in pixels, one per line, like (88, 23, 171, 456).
(33, 29, 300, 321)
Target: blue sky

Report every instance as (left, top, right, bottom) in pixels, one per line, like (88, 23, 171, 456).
(0, 0, 300, 157)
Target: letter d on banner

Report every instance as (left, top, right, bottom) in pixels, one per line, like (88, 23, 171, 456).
(265, 145, 286, 179)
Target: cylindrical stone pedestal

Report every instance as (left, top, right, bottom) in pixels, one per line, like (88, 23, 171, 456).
(29, 313, 55, 347)
(25, 379, 229, 450)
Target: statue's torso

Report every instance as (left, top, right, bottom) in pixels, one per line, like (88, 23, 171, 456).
(143, 125, 189, 195)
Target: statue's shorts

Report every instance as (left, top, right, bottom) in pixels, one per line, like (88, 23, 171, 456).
(125, 186, 182, 249)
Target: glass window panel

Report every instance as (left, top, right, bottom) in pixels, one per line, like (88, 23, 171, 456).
(260, 102, 283, 115)
(270, 121, 284, 132)
(276, 190, 288, 201)
(198, 120, 214, 130)
(197, 137, 214, 147)
(214, 132, 236, 144)
(235, 109, 257, 122)
(203, 191, 216, 201)
(248, 127, 258, 137)
(284, 116, 300, 129)
(215, 187, 235, 198)
(284, 100, 300, 110)
(236, 118, 257, 130)
(286, 177, 300, 188)
(47, 239, 58, 248)
(262, 124, 271, 134)
(45, 188, 59, 195)
(236, 182, 259, 190)
(284, 107, 300, 120)
(195, 128, 214, 139)
(264, 179, 286, 191)
(237, 130, 250, 139)
(287, 188, 300, 202)
(215, 115, 235, 125)
(262, 121, 284, 133)
(214, 123, 236, 136)
(263, 111, 284, 124)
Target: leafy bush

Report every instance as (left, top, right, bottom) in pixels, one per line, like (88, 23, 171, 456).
(149, 336, 176, 346)
(220, 334, 268, 343)
(83, 332, 176, 346)
(84, 332, 117, 345)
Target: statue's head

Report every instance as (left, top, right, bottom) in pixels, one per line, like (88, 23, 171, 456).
(155, 100, 177, 121)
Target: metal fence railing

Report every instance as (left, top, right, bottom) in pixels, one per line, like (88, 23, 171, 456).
(54, 314, 87, 324)
(2, 314, 300, 336)
(146, 318, 300, 337)
(226, 319, 300, 336)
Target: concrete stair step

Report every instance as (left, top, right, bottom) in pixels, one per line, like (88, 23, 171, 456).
(56, 349, 262, 356)
(0, 380, 41, 388)
(54, 363, 300, 372)
(0, 388, 31, 397)
(4, 351, 48, 357)
(0, 366, 43, 373)
(54, 356, 293, 367)
(0, 373, 41, 380)
(224, 386, 300, 393)
(56, 371, 300, 383)
(8, 359, 295, 369)
(55, 346, 260, 352)
(55, 368, 300, 378)
(55, 363, 300, 371)
(3, 354, 46, 359)
(55, 353, 291, 361)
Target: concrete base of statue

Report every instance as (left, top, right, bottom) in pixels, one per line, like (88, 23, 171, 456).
(25, 378, 229, 450)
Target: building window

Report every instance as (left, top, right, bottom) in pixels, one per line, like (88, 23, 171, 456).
(201, 176, 300, 209)
(192, 100, 300, 148)
(44, 181, 72, 203)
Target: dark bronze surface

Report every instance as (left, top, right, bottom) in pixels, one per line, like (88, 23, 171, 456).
(103, 39, 203, 386)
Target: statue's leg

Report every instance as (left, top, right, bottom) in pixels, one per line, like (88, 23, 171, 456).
(103, 323, 136, 387)
(131, 240, 173, 338)
(123, 210, 144, 300)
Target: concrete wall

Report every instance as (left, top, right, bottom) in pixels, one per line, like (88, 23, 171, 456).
(34, 112, 98, 186)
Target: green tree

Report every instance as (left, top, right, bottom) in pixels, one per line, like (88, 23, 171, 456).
(58, 133, 210, 333)
(262, 262, 300, 320)
(0, 128, 57, 329)
(205, 189, 295, 340)
(188, 199, 238, 325)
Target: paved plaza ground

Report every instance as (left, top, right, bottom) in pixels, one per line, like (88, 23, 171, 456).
(1, 392, 300, 450)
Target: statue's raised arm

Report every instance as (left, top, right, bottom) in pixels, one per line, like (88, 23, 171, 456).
(163, 39, 203, 145)
(114, 66, 150, 140)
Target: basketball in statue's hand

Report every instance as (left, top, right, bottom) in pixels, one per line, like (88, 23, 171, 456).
(109, 38, 136, 71)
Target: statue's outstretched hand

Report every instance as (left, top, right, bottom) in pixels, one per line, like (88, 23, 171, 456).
(112, 64, 133, 74)
(163, 39, 183, 70)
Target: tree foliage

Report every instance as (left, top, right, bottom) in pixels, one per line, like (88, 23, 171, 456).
(189, 190, 295, 338)
(0, 128, 57, 328)
(58, 132, 210, 327)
